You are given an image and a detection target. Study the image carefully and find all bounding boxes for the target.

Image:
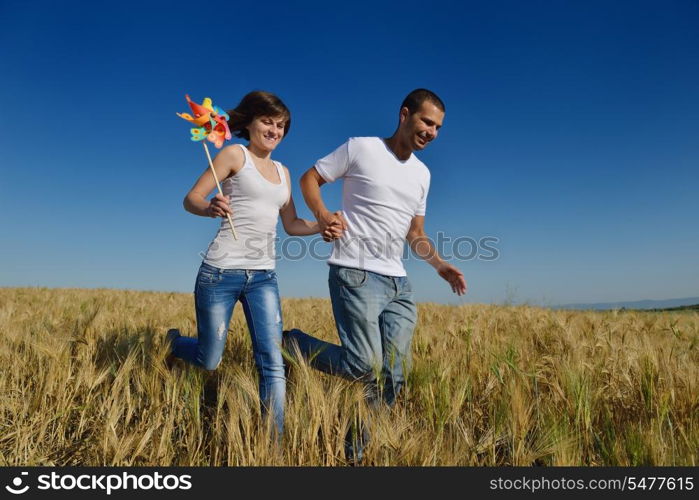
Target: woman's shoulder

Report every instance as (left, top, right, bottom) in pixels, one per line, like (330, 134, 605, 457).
(279, 163, 292, 178)
(271, 158, 289, 173)
(218, 144, 247, 176)
(273, 162, 290, 184)
(220, 143, 246, 161)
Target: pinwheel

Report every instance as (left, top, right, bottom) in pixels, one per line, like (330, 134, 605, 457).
(177, 94, 237, 239)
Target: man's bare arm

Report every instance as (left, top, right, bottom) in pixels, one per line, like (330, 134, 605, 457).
(407, 215, 467, 295)
(300, 167, 347, 237)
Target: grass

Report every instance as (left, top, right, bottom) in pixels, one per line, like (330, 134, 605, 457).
(0, 287, 697, 466)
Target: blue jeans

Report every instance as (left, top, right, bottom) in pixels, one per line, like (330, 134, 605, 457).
(172, 262, 286, 435)
(287, 264, 417, 406)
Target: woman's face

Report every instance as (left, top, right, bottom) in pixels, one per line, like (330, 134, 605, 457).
(247, 115, 287, 153)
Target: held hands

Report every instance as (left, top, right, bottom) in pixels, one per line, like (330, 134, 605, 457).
(437, 262, 467, 296)
(207, 193, 232, 218)
(320, 210, 348, 242)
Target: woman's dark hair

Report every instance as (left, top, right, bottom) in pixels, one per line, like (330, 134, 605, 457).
(227, 91, 291, 140)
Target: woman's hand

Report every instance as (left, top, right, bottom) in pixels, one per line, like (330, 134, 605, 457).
(206, 193, 232, 218)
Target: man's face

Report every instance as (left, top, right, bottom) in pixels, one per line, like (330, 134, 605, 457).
(401, 100, 444, 151)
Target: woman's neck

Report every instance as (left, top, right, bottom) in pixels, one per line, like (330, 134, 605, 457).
(246, 142, 272, 161)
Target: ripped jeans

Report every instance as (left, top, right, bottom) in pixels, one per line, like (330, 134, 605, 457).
(171, 262, 286, 434)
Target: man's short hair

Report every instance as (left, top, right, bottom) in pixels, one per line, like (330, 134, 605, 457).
(401, 88, 445, 114)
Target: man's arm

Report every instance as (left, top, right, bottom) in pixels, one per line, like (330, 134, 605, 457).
(300, 167, 347, 238)
(406, 215, 467, 295)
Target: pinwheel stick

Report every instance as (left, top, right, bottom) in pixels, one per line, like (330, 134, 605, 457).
(202, 142, 238, 240)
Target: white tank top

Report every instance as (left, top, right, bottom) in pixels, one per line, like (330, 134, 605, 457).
(202, 144, 289, 269)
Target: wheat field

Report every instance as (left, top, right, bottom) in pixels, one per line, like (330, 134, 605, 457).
(0, 287, 697, 466)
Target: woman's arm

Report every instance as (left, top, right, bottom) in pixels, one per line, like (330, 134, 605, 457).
(280, 195, 321, 236)
(183, 145, 244, 217)
(279, 167, 321, 235)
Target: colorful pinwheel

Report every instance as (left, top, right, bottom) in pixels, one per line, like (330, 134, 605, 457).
(177, 94, 237, 239)
(177, 95, 232, 148)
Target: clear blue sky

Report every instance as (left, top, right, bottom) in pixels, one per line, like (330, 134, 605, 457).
(1, 0, 698, 305)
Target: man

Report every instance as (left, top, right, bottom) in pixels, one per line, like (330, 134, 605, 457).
(285, 88, 466, 462)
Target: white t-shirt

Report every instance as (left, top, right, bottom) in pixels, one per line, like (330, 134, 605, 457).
(315, 136, 431, 277)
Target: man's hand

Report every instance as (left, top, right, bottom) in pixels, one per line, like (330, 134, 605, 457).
(437, 262, 467, 295)
(406, 216, 466, 295)
(320, 210, 348, 241)
(206, 193, 232, 218)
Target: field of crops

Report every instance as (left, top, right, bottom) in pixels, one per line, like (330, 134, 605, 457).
(1, 287, 697, 465)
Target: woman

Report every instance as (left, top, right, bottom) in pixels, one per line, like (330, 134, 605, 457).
(167, 91, 336, 437)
